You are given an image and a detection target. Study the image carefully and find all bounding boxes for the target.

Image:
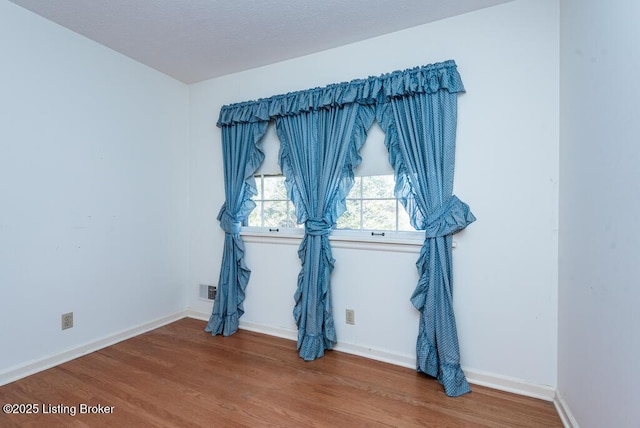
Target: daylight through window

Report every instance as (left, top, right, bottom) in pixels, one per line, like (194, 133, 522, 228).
(247, 174, 413, 232)
(336, 175, 413, 231)
(247, 175, 298, 229)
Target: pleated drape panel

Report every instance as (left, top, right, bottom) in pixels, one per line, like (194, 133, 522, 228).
(275, 104, 374, 360)
(205, 121, 268, 337)
(376, 91, 475, 397)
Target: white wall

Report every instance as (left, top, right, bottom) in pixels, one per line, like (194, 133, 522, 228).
(189, 0, 559, 391)
(559, 0, 640, 426)
(0, 2, 189, 373)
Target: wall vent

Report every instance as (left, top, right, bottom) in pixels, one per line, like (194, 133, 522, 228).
(199, 284, 216, 301)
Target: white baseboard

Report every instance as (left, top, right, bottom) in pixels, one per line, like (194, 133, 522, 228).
(238, 319, 297, 341)
(554, 390, 579, 428)
(333, 341, 416, 369)
(463, 368, 556, 401)
(0, 310, 188, 387)
(185, 309, 210, 322)
(215, 314, 558, 402)
(2, 309, 560, 409)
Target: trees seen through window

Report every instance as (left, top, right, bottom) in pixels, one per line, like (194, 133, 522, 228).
(247, 174, 413, 232)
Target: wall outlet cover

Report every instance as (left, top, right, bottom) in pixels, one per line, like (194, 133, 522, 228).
(61, 312, 73, 330)
(346, 309, 355, 325)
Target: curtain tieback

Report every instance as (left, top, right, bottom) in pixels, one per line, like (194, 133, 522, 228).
(305, 218, 332, 236)
(423, 195, 476, 239)
(219, 210, 242, 235)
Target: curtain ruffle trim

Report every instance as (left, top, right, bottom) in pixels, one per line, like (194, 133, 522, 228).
(417, 339, 471, 397)
(217, 60, 464, 126)
(332, 106, 376, 224)
(376, 100, 422, 230)
(410, 254, 433, 312)
(239, 121, 268, 218)
(205, 234, 251, 337)
(296, 331, 336, 361)
(292, 235, 337, 361)
(229, 234, 251, 312)
(205, 311, 239, 337)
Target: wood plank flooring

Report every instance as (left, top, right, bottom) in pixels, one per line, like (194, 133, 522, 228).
(0, 318, 562, 427)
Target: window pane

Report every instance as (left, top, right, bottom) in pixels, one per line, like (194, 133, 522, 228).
(362, 200, 395, 230)
(263, 201, 289, 227)
(248, 201, 262, 227)
(397, 204, 414, 231)
(263, 175, 288, 200)
(362, 175, 395, 198)
(249, 173, 417, 234)
(336, 199, 361, 229)
(348, 176, 362, 198)
(286, 201, 299, 228)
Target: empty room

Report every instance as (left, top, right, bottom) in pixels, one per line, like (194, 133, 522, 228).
(1, 0, 638, 427)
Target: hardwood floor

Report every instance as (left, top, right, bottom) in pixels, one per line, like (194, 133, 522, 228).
(0, 318, 562, 427)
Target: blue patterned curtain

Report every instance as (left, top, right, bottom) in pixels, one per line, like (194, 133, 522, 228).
(205, 120, 268, 337)
(375, 62, 475, 396)
(275, 104, 375, 360)
(214, 60, 474, 396)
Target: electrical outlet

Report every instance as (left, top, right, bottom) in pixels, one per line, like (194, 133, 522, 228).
(207, 285, 217, 300)
(345, 309, 355, 325)
(61, 312, 73, 330)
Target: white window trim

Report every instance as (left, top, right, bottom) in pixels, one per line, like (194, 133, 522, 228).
(240, 227, 456, 254)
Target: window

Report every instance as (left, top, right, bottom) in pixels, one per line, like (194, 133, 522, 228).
(243, 122, 421, 244)
(247, 175, 299, 229)
(247, 174, 413, 233)
(336, 175, 413, 232)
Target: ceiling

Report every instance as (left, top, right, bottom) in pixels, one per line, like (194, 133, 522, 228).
(10, 0, 514, 84)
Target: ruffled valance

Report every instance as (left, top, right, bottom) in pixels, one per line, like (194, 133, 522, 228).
(217, 60, 464, 127)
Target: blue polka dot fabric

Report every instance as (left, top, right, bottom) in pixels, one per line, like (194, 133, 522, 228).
(213, 60, 474, 397)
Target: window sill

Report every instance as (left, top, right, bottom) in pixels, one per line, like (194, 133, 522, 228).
(240, 228, 456, 254)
